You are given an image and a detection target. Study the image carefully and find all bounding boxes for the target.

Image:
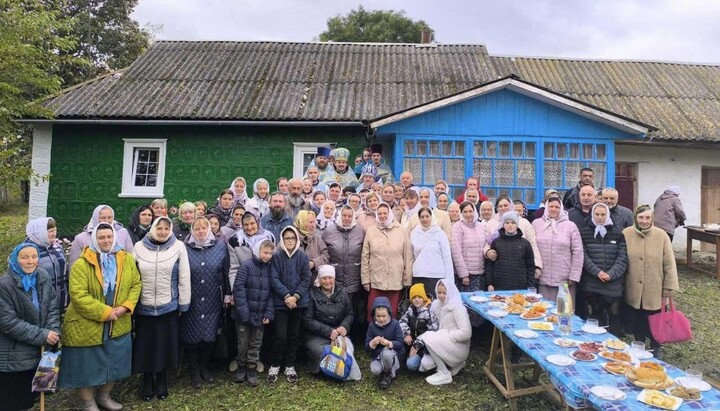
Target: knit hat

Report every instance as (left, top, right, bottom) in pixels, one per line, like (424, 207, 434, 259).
(409, 283, 430, 305)
(369, 144, 383, 155)
(361, 163, 378, 178)
(502, 210, 520, 225)
(334, 148, 350, 162)
(316, 147, 332, 157)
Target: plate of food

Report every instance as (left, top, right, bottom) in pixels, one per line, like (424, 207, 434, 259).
(590, 385, 626, 401)
(571, 350, 597, 362)
(469, 295, 488, 303)
(528, 321, 554, 331)
(674, 377, 712, 392)
(488, 301, 507, 309)
(603, 361, 633, 376)
(581, 325, 607, 334)
(666, 385, 702, 402)
(603, 339, 628, 350)
(546, 314, 559, 324)
(634, 350, 654, 360)
(488, 309, 509, 318)
(627, 362, 674, 390)
(636, 389, 682, 410)
(553, 337, 579, 348)
(524, 293, 543, 303)
(598, 350, 634, 363)
(577, 342, 604, 353)
(507, 293, 530, 306)
(520, 305, 547, 320)
(514, 329, 539, 339)
(504, 304, 525, 315)
(546, 354, 575, 366)
(489, 294, 506, 302)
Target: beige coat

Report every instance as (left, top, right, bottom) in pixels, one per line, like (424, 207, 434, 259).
(361, 222, 413, 291)
(405, 209, 453, 243)
(622, 226, 679, 310)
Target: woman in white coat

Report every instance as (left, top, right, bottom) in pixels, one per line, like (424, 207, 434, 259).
(410, 207, 453, 298)
(417, 279, 471, 385)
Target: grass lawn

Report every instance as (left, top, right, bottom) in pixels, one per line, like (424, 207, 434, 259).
(2, 206, 718, 410)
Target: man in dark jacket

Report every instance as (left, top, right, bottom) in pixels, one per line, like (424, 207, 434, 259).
(486, 212, 536, 291)
(365, 296, 405, 389)
(568, 185, 597, 229)
(579, 203, 628, 336)
(563, 167, 595, 210)
(601, 188, 634, 229)
(260, 192, 293, 244)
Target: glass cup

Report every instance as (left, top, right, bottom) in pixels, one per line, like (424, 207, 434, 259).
(586, 319, 599, 329)
(631, 341, 646, 356)
(686, 369, 703, 383)
(527, 287, 537, 295)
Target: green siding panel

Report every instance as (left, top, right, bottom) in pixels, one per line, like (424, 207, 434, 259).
(48, 124, 366, 236)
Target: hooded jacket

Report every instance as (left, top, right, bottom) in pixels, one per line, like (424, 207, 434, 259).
(128, 205, 154, 244)
(653, 191, 686, 235)
(451, 217, 486, 278)
(303, 283, 354, 339)
(420, 280, 471, 368)
(410, 224, 453, 280)
(227, 228, 275, 291)
(532, 210, 584, 286)
(579, 220, 628, 297)
(485, 214, 542, 269)
(270, 226, 312, 310)
(25, 218, 68, 310)
(486, 228, 536, 291)
(321, 217, 366, 294)
(233, 241, 275, 327)
(364, 296, 405, 359)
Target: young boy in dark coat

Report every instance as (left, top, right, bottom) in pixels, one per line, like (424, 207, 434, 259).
(233, 239, 275, 387)
(487, 211, 536, 292)
(365, 296, 405, 389)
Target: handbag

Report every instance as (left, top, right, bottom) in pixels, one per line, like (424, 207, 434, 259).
(32, 348, 61, 393)
(648, 297, 692, 344)
(319, 336, 354, 381)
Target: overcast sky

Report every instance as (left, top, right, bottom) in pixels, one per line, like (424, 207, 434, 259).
(132, 0, 720, 64)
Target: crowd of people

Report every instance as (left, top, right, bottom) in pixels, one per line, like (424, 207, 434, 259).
(0, 144, 687, 410)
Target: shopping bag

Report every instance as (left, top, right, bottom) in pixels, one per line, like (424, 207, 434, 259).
(319, 336, 354, 381)
(32, 349, 61, 393)
(648, 297, 692, 344)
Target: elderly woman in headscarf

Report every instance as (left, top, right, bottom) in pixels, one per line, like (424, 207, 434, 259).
(0, 243, 61, 411)
(452, 202, 488, 293)
(173, 201, 196, 242)
(303, 265, 360, 380)
(361, 203, 413, 319)
(478, 200, 494, 224)
(227, 212, 275, 291)
(69, 205, 135, 266)
(357, 191, 380, 230)
(132, 217, 191, 401)
(415, 279, 471, 385)
(229, 177, 249, 206)
(411, 207, 454, 297)
(25, 217, 69, 310)
(622, 205, 678, 359)
(532, 197, 583, 302)
(578, 202, 627, 336)
(181, 217, 231, 388)
(294, 210, 330, 283)
(128, 204, 154, 245)
(220, 205, 245, 240)
(484, 195, 542, 276)
(245, 178, 270, 219)
(436, 193, 451, 212)
(208, 189, 235, 226)
(58, 223, 142, 411)
(317, 200, 337, 231)
(447, 202, 461, 224)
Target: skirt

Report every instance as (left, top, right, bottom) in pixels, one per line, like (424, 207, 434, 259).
(58, 333, 132, 388)
(0, 369, 37, 410)
(132, 313, 180, 374)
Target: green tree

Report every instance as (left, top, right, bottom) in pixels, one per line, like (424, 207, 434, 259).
(318, 6, 434, 43)
(0, 0, 80, 196)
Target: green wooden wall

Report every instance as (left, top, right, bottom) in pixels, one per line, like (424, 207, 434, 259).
(48, 124, 367, 236)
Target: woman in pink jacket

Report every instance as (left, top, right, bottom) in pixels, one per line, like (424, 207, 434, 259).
(531, 197, 583, 301)
(451, 202, 487, 292)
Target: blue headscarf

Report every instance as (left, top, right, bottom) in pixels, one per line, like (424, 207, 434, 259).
(8, 242, 41, 309)
(89, 223, 120, 296)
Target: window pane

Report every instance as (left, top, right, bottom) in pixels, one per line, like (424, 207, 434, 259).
(484, 188, 497, 202)
(135, 175, 146, 186)
(565, 162, 585, 188)
(473, 159, 493, 187)
(569, 143, 580, 159)
(525, 142, 535, 159)
(583, 144, 594, 160)
(590, 162, 606, 188)
(148, 150, 158, 162)
(138, 150, 148, 161)
(446, 159, 465, 185)
(136, 162, 148, 174)
(473, 141, 484, 157)
(424, 159, 443, 185)
(148, 163, 158, 174)
(494, 159, 514, 186)
(429, 141, 440, 156)
(512, 189, 524, 202)
(404, 140, 415, 156)
(596, 144, 606, 160)
(403, 158, 422, 178)
(525, 190, 536, 206)
(487, 142, 497, 157)
(417, 141, 427, 156)
(442, 141, 452, 156)
(517, 160, 535, 187)
(544, 143, 554, 159)
(544, 161, 562, 187)
(557, 144, 567, 159)
(499, 142, 510, 158)
(146, 176, 157, 187)
(455, 141, 465, 157)
(512, 142, 523, 158)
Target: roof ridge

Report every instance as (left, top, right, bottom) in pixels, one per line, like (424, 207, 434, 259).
(152, 40, 489, 47)
(490, 54, 720, 67)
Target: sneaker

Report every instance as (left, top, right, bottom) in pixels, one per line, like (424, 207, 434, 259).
(266, 366, 280, 383)
(247, 367, 259, 387)
(378, 371, 393, 389)
(426, 370, 452, 385)
(228, 360, 239, 373)
(450, 361, 466, 376)
(234, 366, 247, 383)
(284, 366, 298, 383)
(256, 361, 264, 373)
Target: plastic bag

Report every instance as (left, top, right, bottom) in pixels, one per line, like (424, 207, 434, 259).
(32, 350, 61, 393)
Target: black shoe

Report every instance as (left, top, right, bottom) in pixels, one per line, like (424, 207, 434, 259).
(200, 366, 215, 383)
(247, 367, 258, 387)
(234, 366, 247, 383)
(190, 367, 202, 389)
(141, 373, 154, 401)
(378, 371, 393, 389)
(155, 371, 168, 400)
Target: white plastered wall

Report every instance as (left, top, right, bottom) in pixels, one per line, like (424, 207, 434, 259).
(28, 124, 52, 220)
(616, 143, 720, 251)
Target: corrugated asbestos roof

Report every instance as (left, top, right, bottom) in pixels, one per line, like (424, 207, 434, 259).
(41, 41, 720, 142)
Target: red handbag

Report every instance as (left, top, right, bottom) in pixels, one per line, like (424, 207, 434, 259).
(648, 297, 692, 344)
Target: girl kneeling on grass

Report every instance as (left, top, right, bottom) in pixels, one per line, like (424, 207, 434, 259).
(415, 279, 471, 385)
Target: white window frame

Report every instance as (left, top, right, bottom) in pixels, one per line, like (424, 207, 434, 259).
(119, 138, 167, 198)
(292, 142, 333, 178)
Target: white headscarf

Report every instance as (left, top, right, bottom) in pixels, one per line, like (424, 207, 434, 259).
(591, 203, 614, 238)
(541, 198, 565, 234)
(335, 205, 357, 230)
(229, 177, 249, 205)
(26, 217, 53, 247)
(432, 278, 464, 313)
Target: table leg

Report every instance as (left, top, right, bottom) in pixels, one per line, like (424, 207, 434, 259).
(687, 233, 693, 269)
(487, 327, 500, 374)
(499, 333, 518, 411)
(716, 237, 720, 280)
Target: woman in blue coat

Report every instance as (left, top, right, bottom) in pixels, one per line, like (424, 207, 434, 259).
(180, 217, 230, 388)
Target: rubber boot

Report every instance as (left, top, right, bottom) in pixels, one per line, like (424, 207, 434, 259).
(155, 371, 168, 400)
(141, 373, 154, 401)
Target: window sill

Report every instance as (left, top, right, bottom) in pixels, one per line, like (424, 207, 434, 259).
(118, 192, 164, 199)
